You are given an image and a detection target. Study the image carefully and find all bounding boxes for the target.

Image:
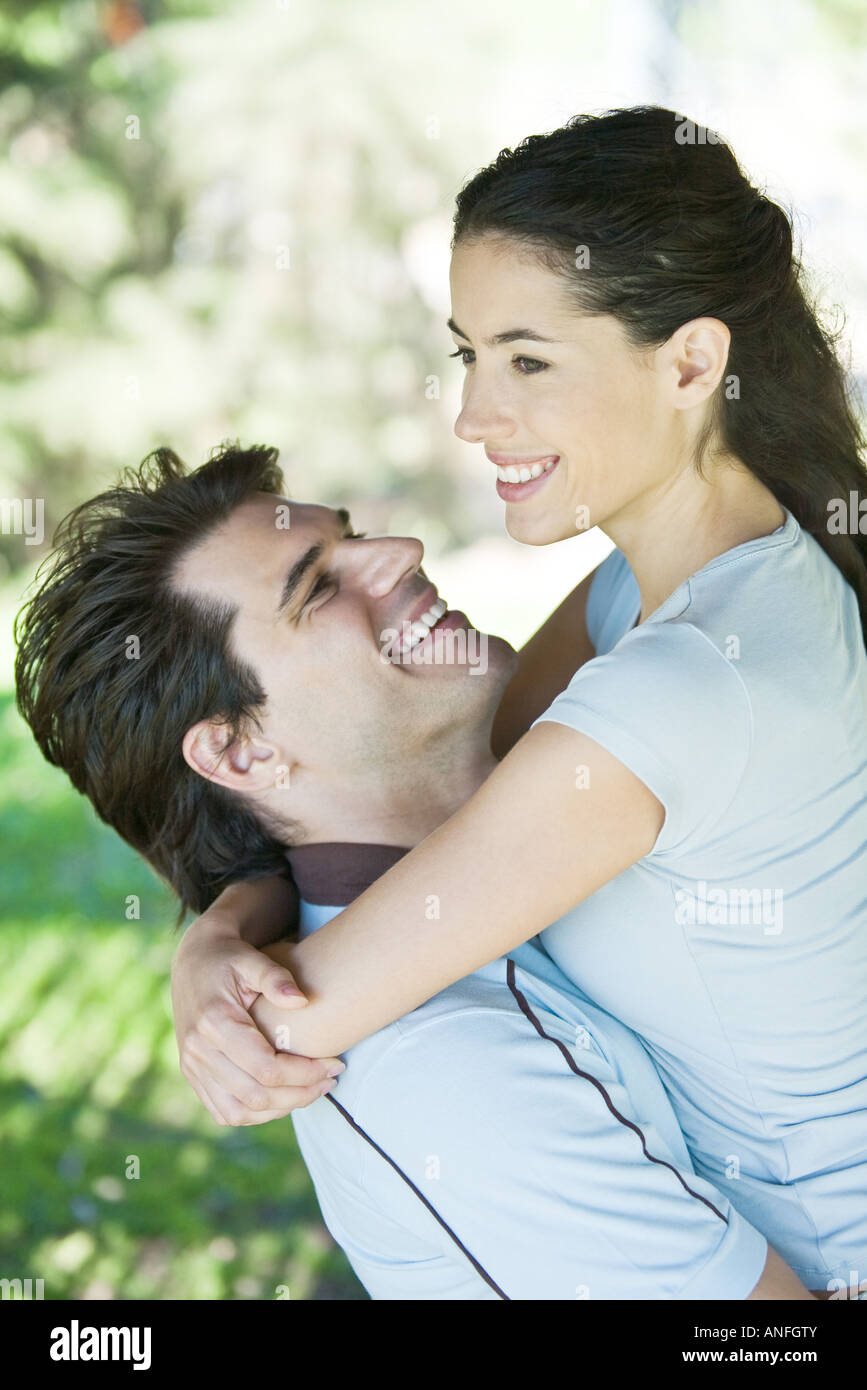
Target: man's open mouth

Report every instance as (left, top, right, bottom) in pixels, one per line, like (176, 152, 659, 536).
(396, 596, 449, 653)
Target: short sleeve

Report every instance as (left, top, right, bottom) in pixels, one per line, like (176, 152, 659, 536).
(532, 621, 753, 855)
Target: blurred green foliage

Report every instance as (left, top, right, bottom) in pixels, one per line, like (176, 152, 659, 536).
(0, 0, 511, 588)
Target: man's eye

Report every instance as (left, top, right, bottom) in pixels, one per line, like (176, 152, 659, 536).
(302, 574, 337, 612)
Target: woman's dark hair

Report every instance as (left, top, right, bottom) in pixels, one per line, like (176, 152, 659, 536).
(453, 105, 867, 645)
(14, 442, 297, 920)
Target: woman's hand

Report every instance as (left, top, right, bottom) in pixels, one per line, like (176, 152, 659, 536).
(170, 887, 345, 1126)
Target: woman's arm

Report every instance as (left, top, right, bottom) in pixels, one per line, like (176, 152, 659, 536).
(490, 567, 597, 758)
(250, 721, 665, 1058)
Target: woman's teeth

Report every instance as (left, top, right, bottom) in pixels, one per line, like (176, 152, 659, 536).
(402, 596, 448, 651)
(496, 458, 557, 483)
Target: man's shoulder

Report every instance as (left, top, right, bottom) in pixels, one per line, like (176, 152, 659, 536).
(288, 959, 530, 1182)
(300, 940, 622, 1131)
(324, 956, 527, 1095)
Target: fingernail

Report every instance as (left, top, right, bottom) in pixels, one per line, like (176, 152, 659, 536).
(280, 984, 303, 996)
(326, 1062, 346, 1077)
(318, 1079, 337, 1097)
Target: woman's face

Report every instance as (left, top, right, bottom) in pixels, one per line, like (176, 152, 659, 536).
(448, 235, 677, 545)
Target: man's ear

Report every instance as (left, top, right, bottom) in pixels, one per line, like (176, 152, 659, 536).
(182, 719, 279, 793)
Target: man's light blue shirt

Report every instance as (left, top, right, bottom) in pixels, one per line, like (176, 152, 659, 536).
(291, 899, 767, 1300)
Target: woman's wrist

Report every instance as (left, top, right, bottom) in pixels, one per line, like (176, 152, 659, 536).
(171, 906, 240, 984)
(189, 876, 297, 948)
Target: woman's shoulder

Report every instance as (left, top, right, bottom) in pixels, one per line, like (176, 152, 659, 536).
(575, 615, 751, 708)
(533, 620, 753, 856)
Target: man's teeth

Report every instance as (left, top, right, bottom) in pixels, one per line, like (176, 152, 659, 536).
(496, 458, 557, 483)
(402, 597, 448, 650)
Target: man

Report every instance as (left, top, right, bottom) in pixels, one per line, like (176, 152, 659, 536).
(15, 442, 810, 1299)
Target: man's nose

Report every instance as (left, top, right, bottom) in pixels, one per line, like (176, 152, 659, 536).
(356, 535, 424, 599)
(454, 376, 516, 445)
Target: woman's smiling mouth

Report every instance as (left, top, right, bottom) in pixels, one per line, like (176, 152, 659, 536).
(486, 453, 560, 502)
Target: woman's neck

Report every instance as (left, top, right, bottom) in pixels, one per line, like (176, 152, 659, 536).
(606, 459, 786, 625)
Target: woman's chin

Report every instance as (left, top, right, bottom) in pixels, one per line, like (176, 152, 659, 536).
(505, 512, 577, 546)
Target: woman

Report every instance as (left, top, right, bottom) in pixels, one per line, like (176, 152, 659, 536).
(172, 107, 867, 1296)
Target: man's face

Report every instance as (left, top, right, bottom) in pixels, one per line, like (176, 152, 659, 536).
(173, 494, 515, 833)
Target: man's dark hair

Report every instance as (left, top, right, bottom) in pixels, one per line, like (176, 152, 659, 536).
(14, 442, 297, 919)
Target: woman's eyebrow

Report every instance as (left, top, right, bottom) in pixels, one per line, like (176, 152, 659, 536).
(446, 317, 559, 346)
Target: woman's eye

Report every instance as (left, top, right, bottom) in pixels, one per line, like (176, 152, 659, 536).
(449, 347, 547, 374)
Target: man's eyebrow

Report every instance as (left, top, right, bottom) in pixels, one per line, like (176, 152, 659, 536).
(446, 317, 559, 347)
(275, 507, 355, 617)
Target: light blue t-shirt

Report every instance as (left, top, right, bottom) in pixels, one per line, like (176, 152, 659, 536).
(291, 901, 767, 1300)
(533, 508, 867, 1289)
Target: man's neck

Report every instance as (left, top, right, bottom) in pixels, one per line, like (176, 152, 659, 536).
(284, 738, 498, 906)
(299, 734, 498, 850)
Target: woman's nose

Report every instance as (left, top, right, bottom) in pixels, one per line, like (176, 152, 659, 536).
(454, 384, 515, 445)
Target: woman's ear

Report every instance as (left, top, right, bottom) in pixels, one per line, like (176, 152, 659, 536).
(668, 317, 731, 402)
(182, 719, 278, 792)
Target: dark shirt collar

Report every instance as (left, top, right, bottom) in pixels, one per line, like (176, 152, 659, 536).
(286, 841, 411, 906)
